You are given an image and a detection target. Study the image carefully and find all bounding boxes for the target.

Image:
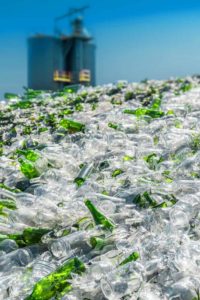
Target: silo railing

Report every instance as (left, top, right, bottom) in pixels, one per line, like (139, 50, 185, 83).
(53, 71, 72, 82)
(79, 69, 91, 82)
(53, 70, 91, 84)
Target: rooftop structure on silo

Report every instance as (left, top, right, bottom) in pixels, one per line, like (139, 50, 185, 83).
(27, 6, 96, 91)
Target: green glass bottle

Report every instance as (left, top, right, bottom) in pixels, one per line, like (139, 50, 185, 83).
(119, 251, 140, 266)
(59, 119, 85, 133)
(84, 200, 115, 231)
(1, 227, 50, 247)
(25, 257, 85, 300)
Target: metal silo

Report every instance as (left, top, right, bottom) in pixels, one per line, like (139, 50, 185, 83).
(83, 42, 96, 86)
(28, 35, 63, 90)
(27, 8, 96, 90)
(66, 16, 96, 86)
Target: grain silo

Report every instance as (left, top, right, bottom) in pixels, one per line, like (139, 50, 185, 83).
(27, 7, 96, 91)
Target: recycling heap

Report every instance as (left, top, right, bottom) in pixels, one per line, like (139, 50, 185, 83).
(1, 77, 200, 300)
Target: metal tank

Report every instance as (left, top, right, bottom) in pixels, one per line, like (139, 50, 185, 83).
(83, 42, 96, 86)
(27, 8, 96, 90)
(28, 36, 63, 90)
(65, 16, 96, 86)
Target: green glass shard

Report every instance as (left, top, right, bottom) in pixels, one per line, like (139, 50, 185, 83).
(4, 93, 19, 100)
(111, 97, 122, 105)
(152, 202, 168, 209)
(85, 199, 115, 231)
(75, 103, 84, 111)
(166, 109, 175, 115)
(150, 193, 177, 209)
(112, 169, 124, 178)
(74, 163, 94, 187)
(10, 100, 32, 110)
(0, 183, 21, 193)
(59, 109, 73, 116)
(108, 122, 119, 130)
(124, 108, 164, 119)
(90, 235, 113, 251)
(74, 177, 85, 187)
(59, 119, 85, 133)
(162, 170, 173, 183)
(102, 190, 109, 196)
(21, 228, 50, 246)
(134, 191, 158, 208)
(73, 216, 93, 231)
(19, 159, 40, 179)
(191, 172, 200, 179)
(123, 155, 134, 161)
(45, 114, 57, 128)
(25, 257, 85, 300)
(0, 199, 17, 210)
(23, 88, 43, 99)
(63, 85, 78, 93)
(191, 134, 200, 153)
(143, 153, 163, 170)
(151, 98, 161, 109)
(38, 127, 48, 133)
(22, 126, 33, 135)
(80, 90, 88, 98)
(180, 82, 192, 93)
(90, 236, 106, 250)
(124, 91, 134, 101)
(91, 103, 98, 110)
(142, 191, 157, 207)
(119, 251, 140, 266)
(153, 136, 159, 145)
(0, 206, 8, 217)
(174, 119, 182, 128)
(16, 149, 40, 162)
(0, 145, 3, 156)
(79, 163, 85, 169)
(0, 234, 9, 242)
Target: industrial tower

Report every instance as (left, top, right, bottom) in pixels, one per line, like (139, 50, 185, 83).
(27, 6, 96, 91)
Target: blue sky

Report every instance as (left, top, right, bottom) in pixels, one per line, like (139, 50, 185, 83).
(1, 0, 200, 96)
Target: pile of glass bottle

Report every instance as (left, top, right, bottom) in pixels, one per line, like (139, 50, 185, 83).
(1, 77, 200, 299)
